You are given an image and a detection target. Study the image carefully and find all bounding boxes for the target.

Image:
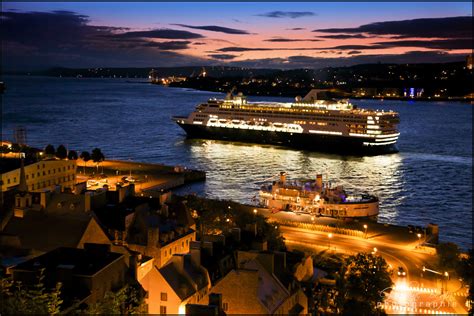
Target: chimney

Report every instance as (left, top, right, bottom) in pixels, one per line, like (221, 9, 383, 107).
(84, 192, 92, 212)
(231, 227, 241, 242)
(18, 158, 28, 193)
(118, 185, 127, 203)
(316, 174, 323, 189)
(209, 293, 223, 313)
(190, 241, 201, 266)
(147, 227, 159, 247)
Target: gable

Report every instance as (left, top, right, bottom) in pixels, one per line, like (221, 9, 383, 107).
(77, 218, 112, 248)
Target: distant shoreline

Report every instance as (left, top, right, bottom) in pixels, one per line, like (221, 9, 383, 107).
(161, 83, 474, 103)
(3, 74, 472, 103)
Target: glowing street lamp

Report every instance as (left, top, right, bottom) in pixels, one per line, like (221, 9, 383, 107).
(328, 233, 333, 249)
(417, 233, 422, 247)
(372, 247, 378, 254)
(253, 208, 258, 215)
(363, 224, 368, 239)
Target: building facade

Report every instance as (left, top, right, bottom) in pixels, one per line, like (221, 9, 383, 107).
(1, 159, 76, 192)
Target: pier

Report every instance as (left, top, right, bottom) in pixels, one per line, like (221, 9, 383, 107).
(76, 159, 205, 194)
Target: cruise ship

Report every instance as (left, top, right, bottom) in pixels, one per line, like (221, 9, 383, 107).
(259, 172, 379, 219)
(172, 89, 400, 154)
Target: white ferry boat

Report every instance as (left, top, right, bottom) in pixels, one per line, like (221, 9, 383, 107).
(259, 172, 379, 219)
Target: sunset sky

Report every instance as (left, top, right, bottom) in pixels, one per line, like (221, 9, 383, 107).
(2, 2, 472, 70)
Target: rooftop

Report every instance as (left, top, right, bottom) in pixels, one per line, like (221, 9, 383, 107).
(12, 246, 123, 276)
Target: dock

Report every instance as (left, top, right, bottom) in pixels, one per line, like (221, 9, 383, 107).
(76, 159, 205, 194)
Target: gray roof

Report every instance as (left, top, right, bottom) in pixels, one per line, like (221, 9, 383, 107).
(2, 211, 94, 252)
(159, 254, 209, 300)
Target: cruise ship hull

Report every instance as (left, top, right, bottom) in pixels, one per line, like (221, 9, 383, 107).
(175, 121, 398, 155)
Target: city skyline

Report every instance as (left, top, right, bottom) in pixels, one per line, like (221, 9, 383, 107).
(2, 2, 472, 70)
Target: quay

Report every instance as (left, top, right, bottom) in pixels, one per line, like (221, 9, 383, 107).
(77, 159, 205, 194)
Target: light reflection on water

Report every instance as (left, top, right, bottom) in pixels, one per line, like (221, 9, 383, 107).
(183, 139, 404, 223)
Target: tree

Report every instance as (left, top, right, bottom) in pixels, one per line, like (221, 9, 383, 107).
(80, 151, 91, 174)
(91, 148, 105, 173)
(436, 242, 460, 270)
(44, 144, 55, 156)
(344, 253, 392, 313)
(76, 285, 145, 314)
(68, 150, 78, 160)
(55, 145, 67, 159)
(0, 271, 63, 315)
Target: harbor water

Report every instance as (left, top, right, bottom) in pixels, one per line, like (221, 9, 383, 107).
(2, 75, 472, 249)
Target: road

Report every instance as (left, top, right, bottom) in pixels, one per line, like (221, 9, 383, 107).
(280, 226, 469, 314)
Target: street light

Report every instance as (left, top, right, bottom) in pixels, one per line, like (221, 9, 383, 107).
(372, 247, 378, 255)
(444, 271, 450, 293)
(328, 233, 333, 249)
(253, 209, 257, 215)
(363, 224, 368, 239)
(417, 233, 422, 247)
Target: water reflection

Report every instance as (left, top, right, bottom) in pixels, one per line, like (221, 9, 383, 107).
(185, 139, 404, 223)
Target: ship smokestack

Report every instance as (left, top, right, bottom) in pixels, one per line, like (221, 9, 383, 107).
(280, 172, 287, 184)
(316, 174, 323, 189)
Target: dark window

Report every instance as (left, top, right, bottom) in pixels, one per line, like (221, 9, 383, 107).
(160, 292, 167, 301)
(160, 306, 167, 315)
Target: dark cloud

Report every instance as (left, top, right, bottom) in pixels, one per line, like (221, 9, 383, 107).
(315, 16, 472, 39)
(264, 38, 322, 42)
(0, 10, 125, 48)
(256, 11, 315, 19)
(286, 27, 306, 31)
(208, 54, 239, 60)
(113, 29, 204, 39)
(316, 34, 368, 39)
(142, 41, 191, 50)
(216, 47, 274, 52)
(374, 38, 472, 50)
(231, 51, 466, 69)
(318, 45, 378, 50)
(192, 42, 207, 45)
(347, 50, 362, 55)
(172, 24, 250, 35)
(1, 10, 208, 70)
